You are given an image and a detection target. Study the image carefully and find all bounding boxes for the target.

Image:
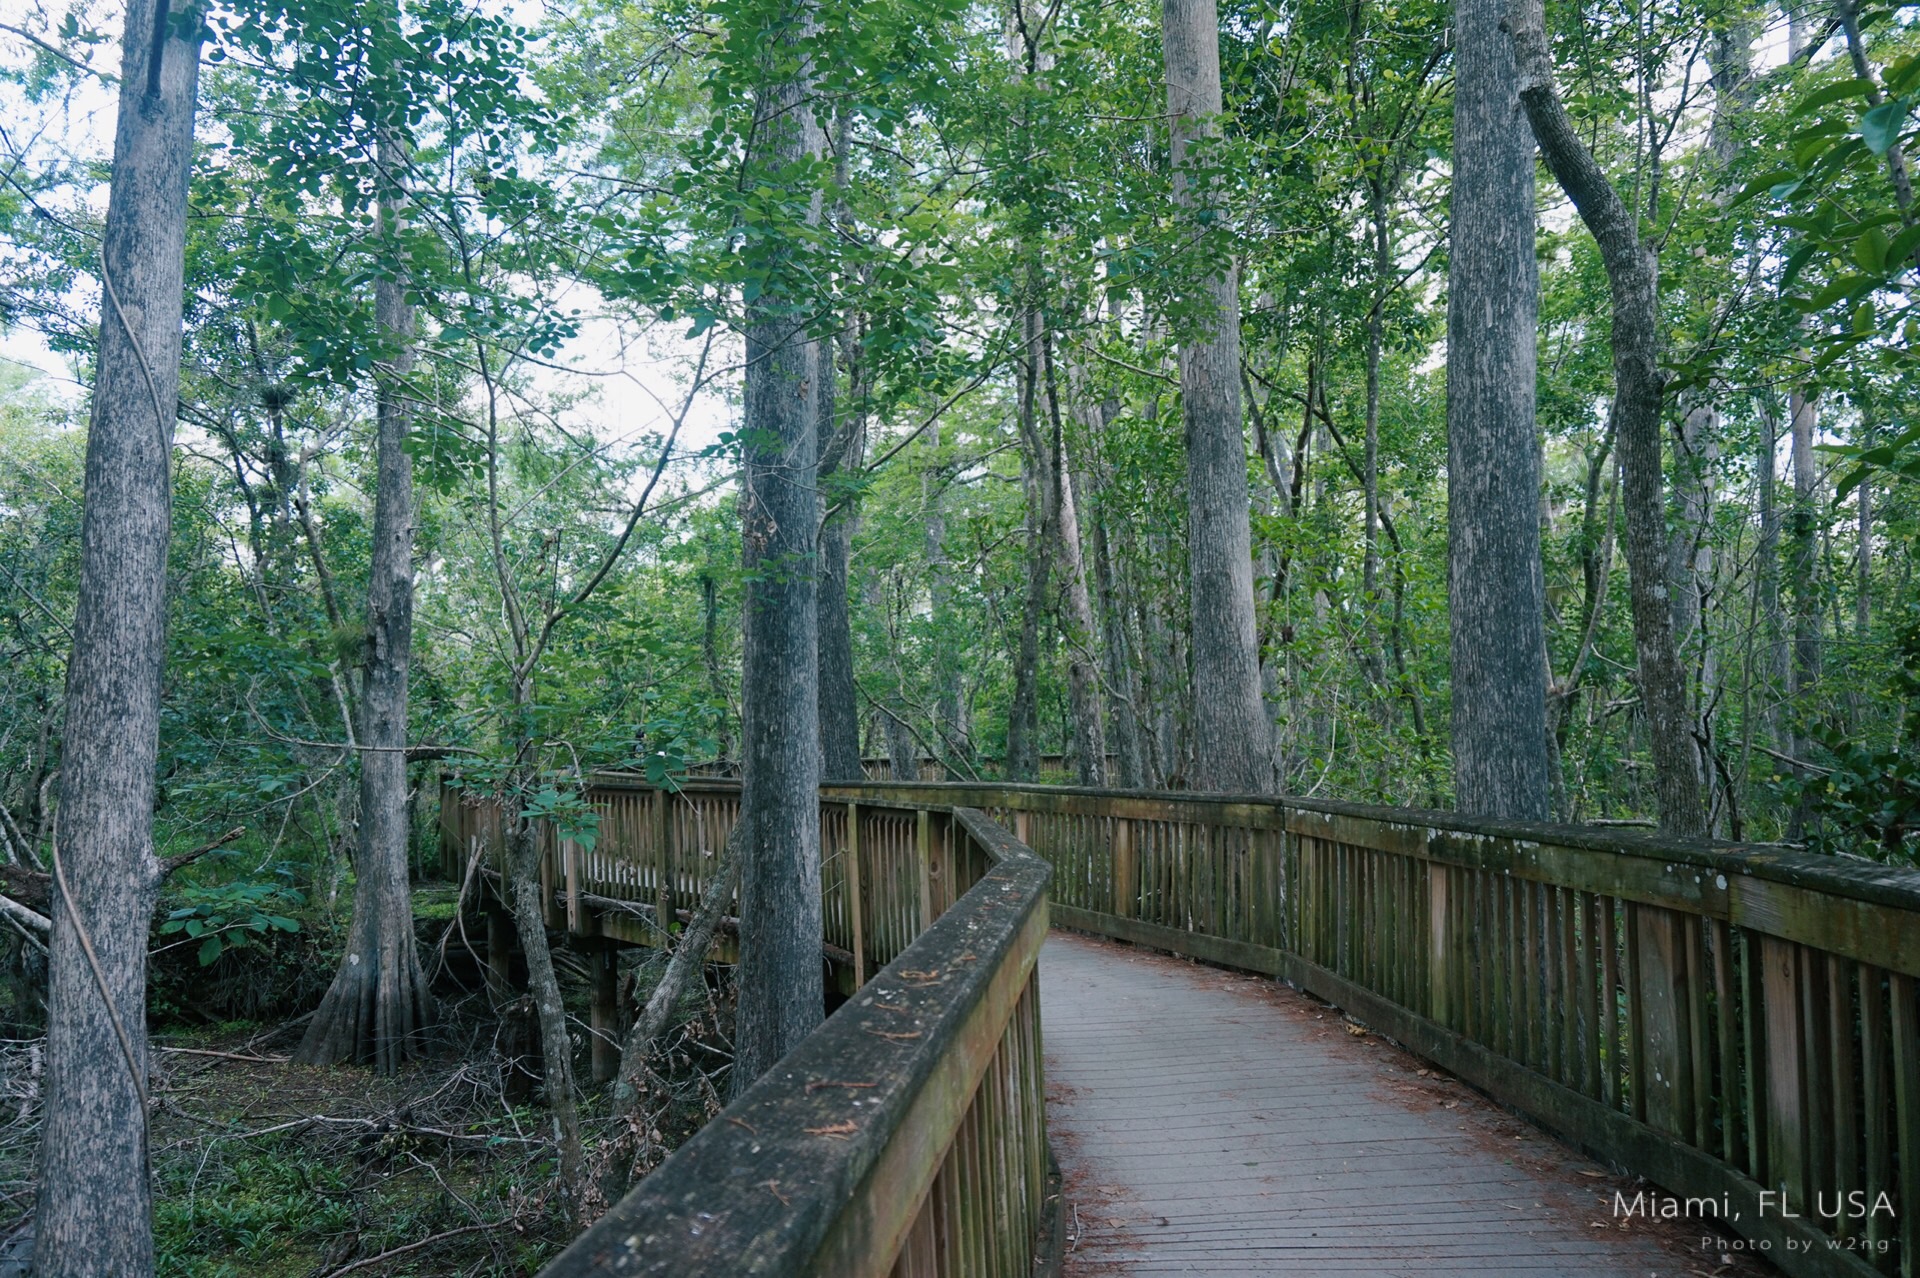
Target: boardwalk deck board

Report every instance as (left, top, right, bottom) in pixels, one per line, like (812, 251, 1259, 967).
(1040, 931, 1701, 1277)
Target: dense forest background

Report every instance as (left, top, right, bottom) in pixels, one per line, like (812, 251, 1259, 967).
(2, 0, 1920, 1266)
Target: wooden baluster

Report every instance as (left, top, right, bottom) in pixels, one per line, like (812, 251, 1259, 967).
(1428, 862, 1452, 1029)
(1829, 956, 1859, 1243)
(917, 808, 933, 935)
(847, 802, 866, 987)
(1761, 935, 1809, 1213)
(1710, 919, 1739, 1165)
(589, 940, 619, 1085)
(1891, 972, 1919, 1277)
(1862, 965, 1891, 1256)
(1114, 818, 1136, 921)
(1600, 896, 1621, 1111)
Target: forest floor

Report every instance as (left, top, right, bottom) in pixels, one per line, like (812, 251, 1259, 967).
(0, 882, 735, 1277)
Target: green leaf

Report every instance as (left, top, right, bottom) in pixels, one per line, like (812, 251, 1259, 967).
(197, 936, 224, 966)
(1856, 226, 1890, 273)
(1796, 78, 1877, 115)
(1862, 101, 1910, 156)
(1808, 274, 1871, 310)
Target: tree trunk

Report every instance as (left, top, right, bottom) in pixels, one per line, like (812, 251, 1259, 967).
(1789, 389, 1822, 767)
(1447, 0, 1551, 822)
(296, 138, 437, 1074)
(1089, 477, 1146, 789)
(731, 37, 824, 1096)
(1042, 333, 1107, 786)
(1757, 402, 1787, 754)
(1162, 0, 1270, 794)
(504, 801, 587, 1217)
(923, 425, 970, 774)
(36, 3, 203, 1271)
(815, 117, 863, 784)
(1510, 0, 1706, 836)
(1007, 307, 1051, 783)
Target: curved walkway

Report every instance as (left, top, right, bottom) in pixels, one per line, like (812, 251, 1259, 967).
(1039, 931, 1717, 1277)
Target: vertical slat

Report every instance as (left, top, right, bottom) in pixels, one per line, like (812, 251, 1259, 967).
(1830, 956, 1859, 1240)
(1863, 965, 1891, 1255)
(1601, 896, 1622, 1112)
(916, 809, 934, 933)
(1762, 935, 1809, 1210)
(1428, 863, 1451, 1029)
(1889, 972, 1918, 1278)
(847, 802, 866, 987)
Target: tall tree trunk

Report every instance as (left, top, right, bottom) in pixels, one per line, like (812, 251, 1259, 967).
(1757, 403, 1787, 754)
(1789, 389, 1822, 767)
(1447, 0, 1552, 821)
(1042, 333, 1107, 785)
(1511, 0, 1707, 835)
(815, 117, 863, 783)
(297, 137, 436, 1074)
(923, 425, 969, 774)
(1162, 0, 1270, 794)
(732, 35, 824, 1096)
(1089, 478, 1146, 789)
(700, 572, 735, 768)
(1007, 307, 1051, 783)
(502, 770, 587, 1217)
(37, 2, 203, 1271)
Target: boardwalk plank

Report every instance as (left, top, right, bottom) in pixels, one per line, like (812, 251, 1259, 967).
(1041, 931, 1708, 1277)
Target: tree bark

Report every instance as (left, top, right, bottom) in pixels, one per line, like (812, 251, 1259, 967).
(296, 135, 436, 1074)
(504, 802, 587, 1216)
(1510, 0, 1706, 835)
(1042, 333, 1107, 786)
(1446, 0, 1552, 822)
(1162, 0, 1270, 794)
(1756, 403, 1788, 755)
(1789, 389, 1822, 768)
(815, 116, 863, 784)
(1006, 306, 1051, 783)
(922, 425, 970, 774)
(36, 2, 203, 1271)
(731, 32, 825, 1096)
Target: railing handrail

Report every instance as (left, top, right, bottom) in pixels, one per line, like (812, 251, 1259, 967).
(536, 806, 1050, 1277)
(575, 772, 1920, 915)
(812, 779, 1920, 952)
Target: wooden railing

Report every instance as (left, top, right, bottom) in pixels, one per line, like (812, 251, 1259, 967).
(440, 780, 1055, 1276)
(848, 781, 1917, 1278)
(445, 775, 1920, 1277)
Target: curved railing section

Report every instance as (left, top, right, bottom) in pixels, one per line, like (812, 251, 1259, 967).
(442, 784, 1054, 1277)
(861, 781, 1920, 1278)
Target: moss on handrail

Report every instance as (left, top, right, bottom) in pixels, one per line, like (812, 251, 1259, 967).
(536, 806, 1050, 1277)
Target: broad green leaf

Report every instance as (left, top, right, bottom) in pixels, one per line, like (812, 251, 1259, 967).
(1862, 101, 1910, 156)
(1796, 78, 1876, 114)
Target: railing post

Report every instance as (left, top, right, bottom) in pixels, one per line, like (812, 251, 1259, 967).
(1630, 903, 1693, 1141)
(916, 808, 934, 929)
(1760, 935, 1807, 1206)
(1428, 862, 1451, 1027)
(563, 836, 580, 933)
(652, 788, 672, 942)
(1113, 818, 1136, 918)
(847, 801, 866, 986)
(589, 940, 620, 1084)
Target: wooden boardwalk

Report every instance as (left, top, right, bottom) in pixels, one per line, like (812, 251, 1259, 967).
(1039, 931, 1707, 1277)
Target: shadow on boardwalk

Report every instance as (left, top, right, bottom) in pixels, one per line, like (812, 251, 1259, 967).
(1039, 931, 1772, 1278)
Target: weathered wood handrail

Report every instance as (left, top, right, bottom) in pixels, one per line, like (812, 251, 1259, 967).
(446, 774, 1920, 1277)
(440, 783, 1054, 1276)
(850, 781, 1920, 1278)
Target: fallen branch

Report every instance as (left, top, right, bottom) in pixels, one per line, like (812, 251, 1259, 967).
(578, 891, 853, 966)
(159, 827, 247, 880)
(153, 1046, 289, 1064)
(613, 827, 742, 1117)
(317, 1219, 513, 1278)
(0, 893, 49, 935)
